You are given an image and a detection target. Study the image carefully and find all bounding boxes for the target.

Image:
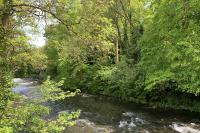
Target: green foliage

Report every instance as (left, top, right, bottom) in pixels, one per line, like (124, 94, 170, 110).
(43, 0, 200, 112)
(39, 77, 79, 101)
(2, 0, 200, 129)
(0, 71, 14, 115)
(139, 0, 200, 95)
(0, 77, 80, 133)
(13, 46, 47, 78)
(90, 59, 145, 102)
(44, 0, 117, 90)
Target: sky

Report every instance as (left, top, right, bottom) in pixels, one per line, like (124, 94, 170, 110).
(25, 20, 46, 47)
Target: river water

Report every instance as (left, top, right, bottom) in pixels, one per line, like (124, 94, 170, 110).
(13, 78, 200, 133)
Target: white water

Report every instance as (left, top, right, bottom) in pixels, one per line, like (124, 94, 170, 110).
(170, 122, 200, 133)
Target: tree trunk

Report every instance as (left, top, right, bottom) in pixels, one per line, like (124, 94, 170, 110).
(116, 39, 119, 64)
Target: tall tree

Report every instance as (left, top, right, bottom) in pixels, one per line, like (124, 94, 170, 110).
(108, 0, 145, 63)
(139, 0, 200, 94)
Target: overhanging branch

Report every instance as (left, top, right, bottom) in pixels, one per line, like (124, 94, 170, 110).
(12, 4, 71, 28)
(11, 4, 84, 36)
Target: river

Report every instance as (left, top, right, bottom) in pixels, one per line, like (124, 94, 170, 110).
(13, 78, 200, 133)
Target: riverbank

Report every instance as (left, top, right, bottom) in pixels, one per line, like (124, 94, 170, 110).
(18, 77, 200, 116)
(78, 86, 200, 115)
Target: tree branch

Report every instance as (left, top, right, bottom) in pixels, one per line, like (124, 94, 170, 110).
(12, 4, 71, 27)
(10, 4, 85, 37)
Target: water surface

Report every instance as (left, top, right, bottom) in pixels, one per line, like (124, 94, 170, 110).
(13, 78, 200, 133)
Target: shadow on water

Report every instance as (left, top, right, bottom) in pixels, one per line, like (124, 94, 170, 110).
(13, 78, 200, 133)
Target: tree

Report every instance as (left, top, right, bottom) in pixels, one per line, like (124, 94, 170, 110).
(44, 0, 116, 89)
(0, 77, 80, 132)
(0, 0, 82, 132)
(108, 0, 145, 63)
(139, 0, 200, 94)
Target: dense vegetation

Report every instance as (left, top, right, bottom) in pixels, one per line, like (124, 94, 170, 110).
(44, 0, 200, 112)
(1, 0, 200, 132)
(0, 0, 80, 132)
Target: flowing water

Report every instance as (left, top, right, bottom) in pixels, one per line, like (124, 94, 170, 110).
(13, 78, 200, 133)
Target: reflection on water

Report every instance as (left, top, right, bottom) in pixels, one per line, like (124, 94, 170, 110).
(13, 78, 200, 133)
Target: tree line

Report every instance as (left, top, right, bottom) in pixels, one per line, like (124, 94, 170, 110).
(44, 0, 200, 112)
